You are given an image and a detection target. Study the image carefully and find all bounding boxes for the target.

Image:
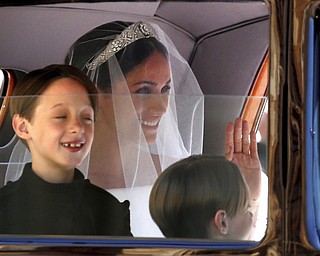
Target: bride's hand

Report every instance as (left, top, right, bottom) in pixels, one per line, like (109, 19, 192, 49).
(225, 117, 262, 203)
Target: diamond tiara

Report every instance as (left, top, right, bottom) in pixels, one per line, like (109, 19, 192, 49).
(86, 21, 159, 70)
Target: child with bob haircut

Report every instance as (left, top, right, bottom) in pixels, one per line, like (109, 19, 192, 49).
(149, 155, 254, 240)
(0, 64, 131, 236)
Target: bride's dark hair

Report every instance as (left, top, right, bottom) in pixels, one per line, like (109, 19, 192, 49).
(65, 21, 168, 92)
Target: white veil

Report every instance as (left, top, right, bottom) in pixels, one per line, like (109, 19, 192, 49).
(65, 21, 204, 189)
(5, 139, 31, 183)
(65, 21, 204, 236)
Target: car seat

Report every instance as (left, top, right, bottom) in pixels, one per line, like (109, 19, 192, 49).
(0, 69, 26, 187)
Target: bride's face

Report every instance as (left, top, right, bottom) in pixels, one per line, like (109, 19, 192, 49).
(125, 51, 171, 145)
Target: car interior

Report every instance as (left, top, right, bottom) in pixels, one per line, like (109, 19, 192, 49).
(0, 0, 271, 252)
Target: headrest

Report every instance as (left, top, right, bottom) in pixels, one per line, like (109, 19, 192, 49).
(0, 69, 26, 147)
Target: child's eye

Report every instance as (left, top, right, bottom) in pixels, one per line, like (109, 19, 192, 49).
(55, 115, 67, 119)
(83, 116, 94, 123)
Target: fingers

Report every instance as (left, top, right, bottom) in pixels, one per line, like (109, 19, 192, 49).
(226, 117, 257, 157)
(234, 117, 242, 153)
(242, 119, 250, 155)
(225, 121, 234, 161)
(249, 130, 259, 159)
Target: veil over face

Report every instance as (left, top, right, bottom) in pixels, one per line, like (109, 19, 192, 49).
(65, 21, 204, 189)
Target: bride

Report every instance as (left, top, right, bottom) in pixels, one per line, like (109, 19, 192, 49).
(65, 21, 204, 236)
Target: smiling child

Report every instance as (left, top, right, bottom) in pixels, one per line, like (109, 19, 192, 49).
(0, 65, 132, 236)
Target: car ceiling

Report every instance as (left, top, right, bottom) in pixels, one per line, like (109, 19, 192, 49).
(0, 1, 269, 94)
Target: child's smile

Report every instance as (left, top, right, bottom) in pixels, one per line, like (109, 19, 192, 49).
(23, 78, 94, 183)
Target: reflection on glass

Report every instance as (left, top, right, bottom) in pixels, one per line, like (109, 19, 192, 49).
(0, 93, 267, 242)
(0, 0, 269, 246)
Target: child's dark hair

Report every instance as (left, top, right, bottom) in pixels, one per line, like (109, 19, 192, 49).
(10, 64, 98, 121)
(149, 155, 249, 238)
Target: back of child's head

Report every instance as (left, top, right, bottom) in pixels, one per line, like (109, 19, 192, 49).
(149, 154, 249, 239)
